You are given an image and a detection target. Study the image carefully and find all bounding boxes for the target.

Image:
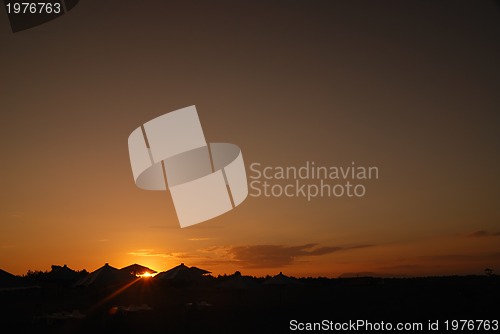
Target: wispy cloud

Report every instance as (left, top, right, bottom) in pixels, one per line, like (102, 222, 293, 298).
(465, 230, 500, 238)
(378, 264, 427, 271)
(128, 249, 170, 258)
(418, 252, 500, 262)
(128, 249, 205, 261)
(188, 237, 212, 241)
(226, 243, 373, 268)
(128, 243, 374, 270)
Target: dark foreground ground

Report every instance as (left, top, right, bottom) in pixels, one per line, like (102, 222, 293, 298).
(1, 276, 498, 334)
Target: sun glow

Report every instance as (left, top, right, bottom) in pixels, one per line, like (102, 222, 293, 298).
(138, 272, 155, 278)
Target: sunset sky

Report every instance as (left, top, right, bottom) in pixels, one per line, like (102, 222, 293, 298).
(1, 0, 499, 278)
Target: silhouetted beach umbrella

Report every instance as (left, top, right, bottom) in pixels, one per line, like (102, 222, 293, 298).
(48, 264, 80, 281)
(263, 272, 298, 286)
(218, 274, 258, 290)
(189, 266, 211, 276)
(73, 263, 134, 287)
(120, 264, 157, 277)
(0, 269, 21, 288)
(155, 263, 210, 281)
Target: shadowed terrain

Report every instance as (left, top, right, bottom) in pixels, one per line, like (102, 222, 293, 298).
(1, 271, 498, 333)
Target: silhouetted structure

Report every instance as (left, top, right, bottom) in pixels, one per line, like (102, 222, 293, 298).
(47, 264, 82, 283)
(217, 271, 258, 289)
(0, 268, 22, 289)
(0, 267, 499, 334)
(263, 272, 298, 285)
(73, 263, 134, 287)
(120, 264, 157, 277)
(155, 263, 210, 282)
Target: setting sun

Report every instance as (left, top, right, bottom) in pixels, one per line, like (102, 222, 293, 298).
(138, 272, 155, 278)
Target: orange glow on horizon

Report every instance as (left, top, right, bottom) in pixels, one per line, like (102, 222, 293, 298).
(138, 272, 155, 278)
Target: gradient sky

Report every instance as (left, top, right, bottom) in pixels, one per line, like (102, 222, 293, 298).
(1, 0, 499, 277)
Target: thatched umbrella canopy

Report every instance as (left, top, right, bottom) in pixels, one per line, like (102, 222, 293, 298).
(263, 272, 299, 286)
(120, 264, 157, 277)
(155, 263, 210, 281)
(48, 265, 80, 282)
(73, 263, 134, 287)
(218, 272, 258, 289)
(0, 269, 21, 288)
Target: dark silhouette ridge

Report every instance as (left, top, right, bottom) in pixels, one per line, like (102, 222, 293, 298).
(1, 263, 499, 333)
